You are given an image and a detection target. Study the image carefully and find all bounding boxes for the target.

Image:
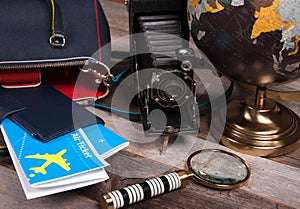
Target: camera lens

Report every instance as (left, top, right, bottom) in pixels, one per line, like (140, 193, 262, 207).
(157, 77, 186, 102)
(151, 70, 191, 107)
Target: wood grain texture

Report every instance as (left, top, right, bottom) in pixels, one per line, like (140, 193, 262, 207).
(0, 0, 299, 208)
(101, 0, 129, 40)
(0, 165, 100, 209)
(88, 108, 300, 209)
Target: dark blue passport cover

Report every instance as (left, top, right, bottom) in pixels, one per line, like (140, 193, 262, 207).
(0, 83, 104, 142)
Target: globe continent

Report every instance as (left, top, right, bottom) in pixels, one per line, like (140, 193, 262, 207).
(189, 0, 300, 85)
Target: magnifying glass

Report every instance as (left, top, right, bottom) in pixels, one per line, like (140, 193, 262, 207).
(99, 149, 251, 209)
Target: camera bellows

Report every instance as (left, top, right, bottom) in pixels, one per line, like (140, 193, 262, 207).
(138, 14, 186, 68)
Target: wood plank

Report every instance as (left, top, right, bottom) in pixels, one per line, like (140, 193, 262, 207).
(123, 183, 296, 209)
(71, 149, 298, 209)
(106, 0, 124, 4)
(101, 0, 129, 40)
(88, 109, 300, 208)
(0, 0, 299, 208)
(0, 164, 100, 209)
(1, 137, 298, 209)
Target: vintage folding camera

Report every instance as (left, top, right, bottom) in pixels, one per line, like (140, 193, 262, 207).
(127, 0, 198, 135)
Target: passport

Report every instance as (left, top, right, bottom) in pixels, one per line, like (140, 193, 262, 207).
(0, 83, 104, 142)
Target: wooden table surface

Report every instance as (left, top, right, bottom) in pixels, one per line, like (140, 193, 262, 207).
(0, 0, 300, 208)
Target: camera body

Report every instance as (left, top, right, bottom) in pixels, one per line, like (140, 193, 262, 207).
(128, 0, 198, 135)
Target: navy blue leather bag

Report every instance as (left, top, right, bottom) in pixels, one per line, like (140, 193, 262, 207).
(0, 0, 110, 142)
(0, 0, 110, 68)
(0, 0, 111, 91)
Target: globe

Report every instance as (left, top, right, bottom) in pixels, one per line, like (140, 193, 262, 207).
(188, 0, 300, 157)
(189, 0, 300, 86)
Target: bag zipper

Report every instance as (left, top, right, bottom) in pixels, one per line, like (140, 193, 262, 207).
(0, 57, 94, 70)
(0, 57, 114, 88)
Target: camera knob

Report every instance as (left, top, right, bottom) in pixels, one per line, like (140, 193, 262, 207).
(181, 60, 192, 72)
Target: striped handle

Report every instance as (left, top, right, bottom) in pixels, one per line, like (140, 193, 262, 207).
(99, 170, 191, 209)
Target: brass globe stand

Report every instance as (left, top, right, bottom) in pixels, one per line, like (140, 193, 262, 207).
(218, 86, 300, 157)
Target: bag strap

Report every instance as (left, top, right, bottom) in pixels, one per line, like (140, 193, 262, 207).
(49, 0, 66, 48)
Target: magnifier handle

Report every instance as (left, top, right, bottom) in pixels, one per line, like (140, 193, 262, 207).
(99, 170, 191, 209)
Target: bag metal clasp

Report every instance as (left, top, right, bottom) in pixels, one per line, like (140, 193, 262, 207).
(49, 33, 66, 48)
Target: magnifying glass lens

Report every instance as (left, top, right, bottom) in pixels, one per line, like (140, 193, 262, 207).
(188, 149, 250, 189)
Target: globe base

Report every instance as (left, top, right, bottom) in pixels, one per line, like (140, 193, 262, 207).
(215, 96, 300, 157)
